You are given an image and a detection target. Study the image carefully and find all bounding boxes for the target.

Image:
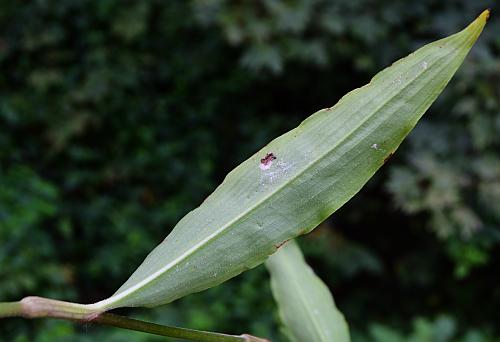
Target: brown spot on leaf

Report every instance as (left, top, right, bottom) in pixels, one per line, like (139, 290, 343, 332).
(260, 153, 276, 170)
(384, 152, 394, 164)
(260, 153, 276, 165)
(274, 239, 290, 250)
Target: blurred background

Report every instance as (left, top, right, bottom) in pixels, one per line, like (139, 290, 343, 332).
(1, 1, 499, 341)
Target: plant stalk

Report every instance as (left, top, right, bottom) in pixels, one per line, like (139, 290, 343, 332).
(94, 312, 257, 341)
(0, 298, 268, 342)
(0, 301, 22, 318)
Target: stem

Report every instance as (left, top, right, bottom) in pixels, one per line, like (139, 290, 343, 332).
(94, 312, 246, 342)
(0, 298, 269, 342)
(0, 301, 22, 318)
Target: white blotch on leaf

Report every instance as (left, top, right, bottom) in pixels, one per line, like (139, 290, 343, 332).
(259, 161, 273, 170)
(259, 159, 296, 187)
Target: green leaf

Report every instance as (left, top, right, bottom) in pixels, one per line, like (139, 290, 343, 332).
(266, 240, 349, 342)
(91, 11, 488, 311)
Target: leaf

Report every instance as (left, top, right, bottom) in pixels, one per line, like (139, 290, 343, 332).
(266, 240, 349, 342)
(91, 11, 489, 311)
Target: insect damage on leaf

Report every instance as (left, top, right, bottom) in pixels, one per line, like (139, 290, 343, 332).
(259, 153, 277, 170)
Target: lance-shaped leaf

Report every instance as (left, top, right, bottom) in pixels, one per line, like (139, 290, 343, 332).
(90, 11, 488, 311)
(266, 240, 349, 342)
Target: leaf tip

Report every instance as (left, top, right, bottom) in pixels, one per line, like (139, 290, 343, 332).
(480, 9, 491, 22)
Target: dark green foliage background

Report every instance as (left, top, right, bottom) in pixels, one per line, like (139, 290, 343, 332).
(1, 1, 499, 341)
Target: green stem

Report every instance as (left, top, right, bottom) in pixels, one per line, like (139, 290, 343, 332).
(94, 312, 246, 342)
(0, 301, 22, 318)
(0, 298, 268, 342)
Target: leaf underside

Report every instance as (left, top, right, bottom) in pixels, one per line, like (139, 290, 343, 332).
(91, 11, 488, 311)
(266, 240, 350, 342)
